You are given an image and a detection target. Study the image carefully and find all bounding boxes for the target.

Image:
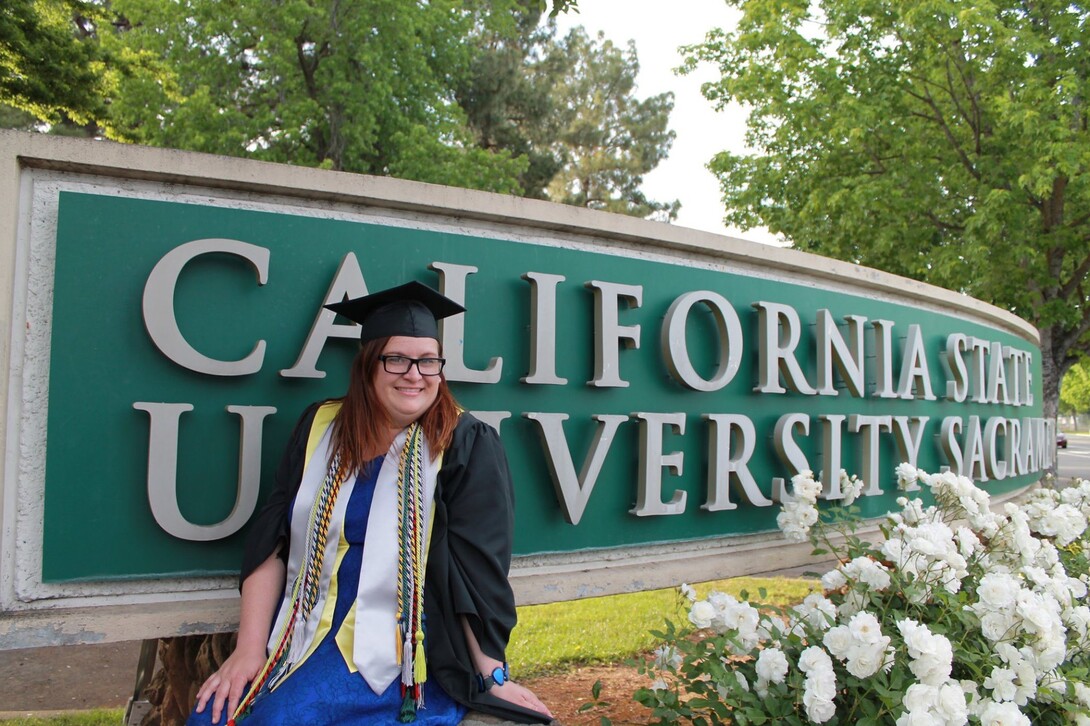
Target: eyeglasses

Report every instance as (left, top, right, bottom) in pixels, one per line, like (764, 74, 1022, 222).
(379, 355, 446, 376)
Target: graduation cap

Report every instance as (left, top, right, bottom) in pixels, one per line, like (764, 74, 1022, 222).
(324, 281, 465, 343)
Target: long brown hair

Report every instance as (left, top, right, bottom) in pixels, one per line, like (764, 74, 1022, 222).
(331, 336, 460, 474)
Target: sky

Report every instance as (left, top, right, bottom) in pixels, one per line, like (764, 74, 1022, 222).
(552, 1, 782, 246)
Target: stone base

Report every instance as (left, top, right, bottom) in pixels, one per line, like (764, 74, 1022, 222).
(460, 713, 559, 726)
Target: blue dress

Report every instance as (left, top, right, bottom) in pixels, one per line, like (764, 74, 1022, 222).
(188, 460, 468, 726)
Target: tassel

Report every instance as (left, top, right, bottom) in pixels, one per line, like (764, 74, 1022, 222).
(413, 630, 427, 684)
(398, 691, 417, 723)
(395, 625, 404, 666)
(415, 682, 425, 710)
(401, 633, 413, 686)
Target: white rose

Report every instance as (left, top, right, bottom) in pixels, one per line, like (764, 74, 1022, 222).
(983, 666, 1017, 702)
(845, 642, 888, 679)
(895, 463, 920, 490)
(901, 682, 938, 713)
(898, 619, 935, 656)
(688, 600, 716, 629)
(803, 693, 836, 724)
(821, 568, 847, 591)
(823, 625, 852, 658)
(910, 652, 952, 686)
(755, 647, 789, 685)
(798, 645, 832, 674)
(977, 573, 1021, 610)
(934, 681, 969, 724)
(847, 611, 884, 645)
(978, 700, 1030, 726)
(978, 611, 1015, 642)
(653, 644, 681, 670)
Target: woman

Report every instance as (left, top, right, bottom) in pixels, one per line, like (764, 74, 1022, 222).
(190, 282, 553, 725)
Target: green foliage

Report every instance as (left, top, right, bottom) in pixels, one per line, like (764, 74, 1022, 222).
(0, 101, 38, 130)
(1061, 360, 1090, 416)
(0, 0, 107, 127)
(635, 470, 1090, 724)
(685, 0, 1090, 413)
(5, 0, 675, 215)
(457, 10, 679, 217)
(546, 28, 679, 220)
(105, 0, 522, 191)
(455, 2, 567, 198)
(0, 0, 168, 139)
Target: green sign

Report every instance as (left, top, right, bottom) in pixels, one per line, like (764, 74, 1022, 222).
(42, 191, 1046, 582)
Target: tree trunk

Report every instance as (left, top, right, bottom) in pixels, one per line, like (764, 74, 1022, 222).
(141, 633, 236, 726)
(1038, 324, 1066, 476)
(1040, 329, 1062, 423)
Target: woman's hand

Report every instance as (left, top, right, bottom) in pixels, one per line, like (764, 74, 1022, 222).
(490, 680, 554, 720)
(193, 646, 267, 724)
(193, 553, 285, 723)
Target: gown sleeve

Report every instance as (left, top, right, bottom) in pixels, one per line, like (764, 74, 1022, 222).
(238, 401, 323, 585)
(424, 414, 552, 724)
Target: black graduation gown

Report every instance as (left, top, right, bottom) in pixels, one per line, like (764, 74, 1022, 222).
(240, 402, 551, 724)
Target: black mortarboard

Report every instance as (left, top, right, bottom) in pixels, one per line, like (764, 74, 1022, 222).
(324, 281, 465, 343)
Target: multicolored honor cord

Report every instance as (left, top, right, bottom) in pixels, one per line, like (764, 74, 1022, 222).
(228, 453, 347, 725)
(396, 423, 428, 723)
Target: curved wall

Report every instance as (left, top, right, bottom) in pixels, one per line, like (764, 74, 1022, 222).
(0, 131, 1045, 646)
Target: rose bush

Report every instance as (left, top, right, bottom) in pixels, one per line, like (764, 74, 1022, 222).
(634, 467, 1090, 725)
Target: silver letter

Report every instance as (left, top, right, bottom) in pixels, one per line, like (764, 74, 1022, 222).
(819, 414, 846, 498)
(984, 416, 1008, 480)
(432, 262, 502, 384)
(943, 334, 970, 402)
(871, 320, 897, 399)
(281, 253, 369, 378)
(703, 414, 770, 511)
(524, 412, 627, 525)
(662, 291, 743, 392)
(815, 310, 866, 397)
(522, 272, 568, 385)
(891, 416, 929, 491)
(469, 410, 513, 434)
(940, 417, 965, 475)
(134, 402, 276, 541)
(753, 301, 817, 394)
(586, 280, 642, 388)
(143, 239, 269, 376)
(988, 342, 1010, 404)
(772, 413, 811, 502)
(631, 412, 686, 516)
(849, 414, 892, 497)
(896, 324, 936, 400)
(964, 415, 987, 481)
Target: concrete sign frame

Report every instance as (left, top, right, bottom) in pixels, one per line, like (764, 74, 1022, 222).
(0, 131, 1043, 647)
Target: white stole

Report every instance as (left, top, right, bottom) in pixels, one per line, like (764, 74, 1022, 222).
(269, 422, 440, 694)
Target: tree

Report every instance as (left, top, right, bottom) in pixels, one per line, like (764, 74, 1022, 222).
(1061, 360, 1090, 417)
(685, 0, 1090, 418)
(106, 0, 528, 193)
(1, 0, 167, 139)
(455, 2, 567, 199)
(456, 10, 679, 216)
(1, 0, 111, 131)
(546, 27, 679, 220)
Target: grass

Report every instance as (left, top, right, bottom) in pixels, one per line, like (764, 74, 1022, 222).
(0, 710, 124, 725)
(0, 577, 819, 724)
(509, 576, 819, 678)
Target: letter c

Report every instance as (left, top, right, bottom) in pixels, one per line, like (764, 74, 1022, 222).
(142, 238, 269, 376)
